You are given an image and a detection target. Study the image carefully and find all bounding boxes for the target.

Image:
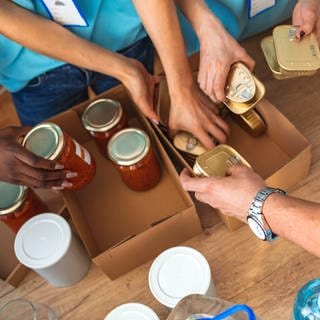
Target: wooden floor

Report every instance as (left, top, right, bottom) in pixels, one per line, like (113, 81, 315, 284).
(1, 30, 320, 319)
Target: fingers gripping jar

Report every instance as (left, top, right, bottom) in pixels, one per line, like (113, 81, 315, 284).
(81, 99, 127, 155)
(107, 128, 161, 191)
(23, 123, 95, 190)
(0, 182, 48, 233)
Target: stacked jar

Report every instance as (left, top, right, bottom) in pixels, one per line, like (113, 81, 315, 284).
(0, 182, 48, 233)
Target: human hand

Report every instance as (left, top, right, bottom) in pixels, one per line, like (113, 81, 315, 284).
(180, 166, 265, 221)
(293, 0, 320, 41)
(0, 126, 74, 189)
(197, 18, 255, 102)
(121, 58, 160, 123)
(169, 84, 230, 148)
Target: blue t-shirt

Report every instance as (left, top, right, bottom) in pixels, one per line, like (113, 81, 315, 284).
(1, 0, 296, 92)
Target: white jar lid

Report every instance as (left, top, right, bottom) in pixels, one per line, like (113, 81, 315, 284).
(104, 303, 160, 320)
(14, 213, 72, 269)
(149, 246, 212, 308)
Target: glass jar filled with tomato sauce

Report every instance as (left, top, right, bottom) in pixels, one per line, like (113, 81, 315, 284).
(22, 123, 96, 190)
(108, 128, 161, 191)
(0, 182, 48, 233)
(81, 99, 127, 155)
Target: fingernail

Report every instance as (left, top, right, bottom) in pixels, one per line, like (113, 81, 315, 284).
(55, 164, 64, 170)
(300, 31, 305, 39)
(152, 119, 159, 125)
(61, 181, 73, 189)
(52, 186, 63, 190)
(66, 171, 78, 179)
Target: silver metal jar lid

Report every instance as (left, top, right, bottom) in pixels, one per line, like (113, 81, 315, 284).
(22, 122, 64, 160)
(0, 182, 27, 216)
(108, 128, 150, 166)
(82, 99, 123, 132)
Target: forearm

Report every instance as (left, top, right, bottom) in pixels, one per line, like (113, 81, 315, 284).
(0, 1, 131, 82)
(264, 194, 320, 257)
(133, 0, 194, 95)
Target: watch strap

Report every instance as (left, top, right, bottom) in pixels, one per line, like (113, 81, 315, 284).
(248, 187, 287, 241)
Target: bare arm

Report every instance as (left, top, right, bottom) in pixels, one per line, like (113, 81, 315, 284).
(175, 0, 254, 102)
(0, 1, 159, 188)
(180, 166, 320, 257)
(133, 0, 229, 148)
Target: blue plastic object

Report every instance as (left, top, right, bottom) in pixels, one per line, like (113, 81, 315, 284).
(196, 304, 256, 320)
(293, 279, 320, 319)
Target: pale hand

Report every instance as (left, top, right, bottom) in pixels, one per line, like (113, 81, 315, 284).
(169, 84, 230, 148)
(197, 18, 255, 102)
(180, 166, 266, 222)
(121, 58, 160, 122)
(293, 0, 320, 41)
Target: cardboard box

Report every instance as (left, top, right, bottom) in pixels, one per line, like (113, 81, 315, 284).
(152, 79, 311, 230)
(49, 85, 202, 280)
(0, 190, 65, 287)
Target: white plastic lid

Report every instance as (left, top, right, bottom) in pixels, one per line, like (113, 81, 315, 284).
(149, 246, 212, 308)
(14, 213, 72, 269)
(104, 303, 160, 320)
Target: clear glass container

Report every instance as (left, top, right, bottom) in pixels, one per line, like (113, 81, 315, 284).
(23, 122, 96, 190)
(293, 278, 320, 319)
(0, 182, 48, 233)
(0, 298, 58, 320)
(82, 98, 127, 155)
(108, 128, 161, 191)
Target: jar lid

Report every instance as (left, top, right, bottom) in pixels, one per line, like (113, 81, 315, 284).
(14, 213, 72, 269)
(0, 182, 27, 215)
(104, 303, 160, 320)
(108, 128, 150, 166)
(22, 123, 64, 160)
(148, 246, 212, 309)
(82, 99, 123, 132)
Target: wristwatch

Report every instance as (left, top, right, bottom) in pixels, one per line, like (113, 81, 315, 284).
(247, 187, 287, 241)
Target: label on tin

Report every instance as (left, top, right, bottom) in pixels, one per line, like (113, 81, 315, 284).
(41, 0, 88, 26)
(248, 0, 276, 18)
(73, 140, 91, 165)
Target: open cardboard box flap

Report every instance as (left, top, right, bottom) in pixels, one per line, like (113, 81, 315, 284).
(152, 79, 311, 230)
(49, 85, 202, 279)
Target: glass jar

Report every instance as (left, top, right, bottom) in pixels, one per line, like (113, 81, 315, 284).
(0, 182, 48, 233)
(108, 128, 161, 191)
(82, 98, 127, 155)
(23, 122, 96, 190)
(293, 278, 320, 319)
(0, 298, 57, 320)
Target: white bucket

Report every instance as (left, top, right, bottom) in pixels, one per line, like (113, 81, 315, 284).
(14, 213, 90, 287)
(149, 246, 216, 309)
(104, 303, 160, 320)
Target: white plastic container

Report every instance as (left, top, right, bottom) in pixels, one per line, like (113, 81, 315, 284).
(104, 303, 160, 320)
(14, 213, 90, 287)
(148, 246, 216, 309)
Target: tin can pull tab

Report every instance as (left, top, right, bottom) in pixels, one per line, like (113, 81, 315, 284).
(195, 304, 256, 320)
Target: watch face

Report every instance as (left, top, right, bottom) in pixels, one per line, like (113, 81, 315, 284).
(247, 217, 266, 240)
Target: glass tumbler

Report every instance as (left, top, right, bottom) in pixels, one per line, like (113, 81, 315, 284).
(0, 298, 58, 320)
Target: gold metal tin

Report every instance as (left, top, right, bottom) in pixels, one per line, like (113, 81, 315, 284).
(0, 182, 27, 216)
(23, 122, 64, 160)
(273, 25, 320, 75)
(224, 63, 265, 115)
(260, 36, 297, 80)
(232, 109, 267, 137)
(173, 131, 208, 156)
(193, 144, 251, 177)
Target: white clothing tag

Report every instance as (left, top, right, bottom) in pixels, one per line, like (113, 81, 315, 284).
(249, 0, 276, 18)
(41, 0, 88, 26)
